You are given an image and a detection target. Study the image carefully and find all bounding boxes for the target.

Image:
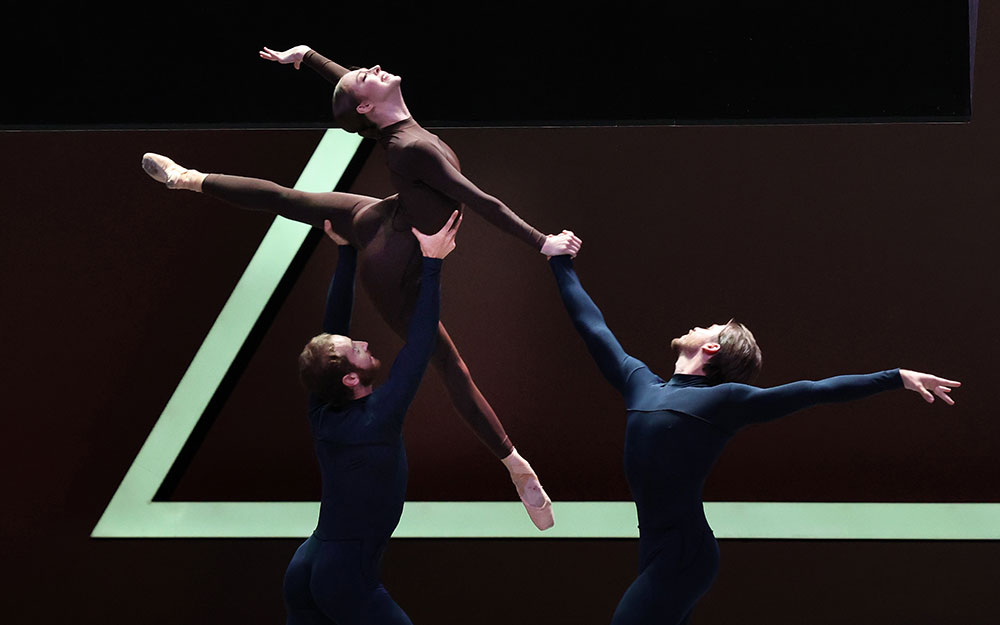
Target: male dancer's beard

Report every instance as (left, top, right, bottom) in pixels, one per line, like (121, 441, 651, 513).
(355, 360, 381, 386)
(670, 335, 702, 354)
(670, 336, 690, 351)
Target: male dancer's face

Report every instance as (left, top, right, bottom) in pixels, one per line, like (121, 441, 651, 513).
(329, 334, 381, 385)
(670, 323, 728, 354)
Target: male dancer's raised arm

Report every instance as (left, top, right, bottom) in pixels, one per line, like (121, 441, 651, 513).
(320, 221, 357, 337)
(548, 242, 661, 400)
(369, 211, 460, 424)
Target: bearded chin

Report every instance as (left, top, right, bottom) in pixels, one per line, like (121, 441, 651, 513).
(356, 361, 380, 386)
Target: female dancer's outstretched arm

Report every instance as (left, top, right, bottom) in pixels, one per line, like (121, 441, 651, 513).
(261, 44, 578, 257)
(391, 141, 553, 251)
(259, 45, 348, 83)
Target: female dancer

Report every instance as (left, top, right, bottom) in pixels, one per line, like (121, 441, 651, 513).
(142, 46, 580, 529)
(545, 247, 960, 624)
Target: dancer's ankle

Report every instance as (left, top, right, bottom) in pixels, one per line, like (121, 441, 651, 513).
(501, 447, 528, 471)
(177, 169, 206, 192)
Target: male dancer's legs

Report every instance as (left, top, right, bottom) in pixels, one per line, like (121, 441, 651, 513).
(610, 521, 719, 625)
(284, 535, 413, 625)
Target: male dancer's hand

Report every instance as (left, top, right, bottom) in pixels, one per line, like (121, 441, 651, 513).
(323, 220, 350, 246)
(259, 45, 311, 69)
(899, 369, 962, 404)
(412, 210, 461, 259)
(542, 230, 583, 258)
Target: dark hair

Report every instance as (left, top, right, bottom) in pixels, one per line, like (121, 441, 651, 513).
(332, 78, 380, 139)
(298, 334, 356, 408)
(702, 321, 762, 385)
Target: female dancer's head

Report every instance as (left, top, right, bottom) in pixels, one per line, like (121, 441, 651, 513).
(333, 65, 403, 137)
(299, 333, 381, 407)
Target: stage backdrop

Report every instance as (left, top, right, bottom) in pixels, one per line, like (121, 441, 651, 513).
(4, 7, 1000, 623)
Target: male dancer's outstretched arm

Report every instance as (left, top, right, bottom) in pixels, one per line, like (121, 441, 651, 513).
(548, 251, 659, 400)
(717, 368, 960, 429)
(548, 251, 960, 421)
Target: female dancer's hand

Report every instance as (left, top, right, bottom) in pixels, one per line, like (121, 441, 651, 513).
(412, 210, 462, 259)
(542, 230, 582, 258)
(323, 220, 350, 246)
(259, 45, 311, 69)
(899, 369, 961, 404)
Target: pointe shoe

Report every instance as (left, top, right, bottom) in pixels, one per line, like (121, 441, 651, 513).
(511, 471, 554, 530)
(142, 153, 185, 188)
(503, 450, 554, 530)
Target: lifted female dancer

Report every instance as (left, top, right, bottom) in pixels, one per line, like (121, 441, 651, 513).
(142, 46, 580, 529)
(546, 242, 960, 624)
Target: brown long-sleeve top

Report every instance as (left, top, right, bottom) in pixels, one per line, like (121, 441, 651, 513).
(303, 50, 546, 250)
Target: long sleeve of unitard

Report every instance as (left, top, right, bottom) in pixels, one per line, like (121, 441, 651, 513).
(388, 137, 547, 250)
(322, 245, 358, 336)
(302, 49, 350, 84)
(548, 255, 660, 399)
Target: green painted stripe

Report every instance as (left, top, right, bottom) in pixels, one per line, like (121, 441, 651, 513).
(92, 501, 1000, 539)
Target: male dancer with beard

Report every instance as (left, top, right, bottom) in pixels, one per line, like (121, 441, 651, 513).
(545, 237, 960, 624)
(283, 214, 457, 625)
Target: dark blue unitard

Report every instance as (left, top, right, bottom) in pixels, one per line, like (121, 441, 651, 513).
(548, 256, 902, 625)
(283, 245, 441, 625)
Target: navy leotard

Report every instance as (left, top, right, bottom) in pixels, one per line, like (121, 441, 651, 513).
(548, 256, 902, 625)
(283, 245, 441, 625)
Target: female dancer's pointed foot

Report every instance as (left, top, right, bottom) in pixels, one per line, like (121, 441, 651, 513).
(503, 449, 554, 530)
(142, 152, 189, 189)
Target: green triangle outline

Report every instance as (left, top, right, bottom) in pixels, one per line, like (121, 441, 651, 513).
(92, 129, 1000, 539)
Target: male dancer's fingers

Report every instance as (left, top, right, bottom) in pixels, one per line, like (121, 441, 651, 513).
(444, 209, 461, 231)
(919, 386, 935, 403)
(934, 386, 956, 405)
(323, 219, 349, 245)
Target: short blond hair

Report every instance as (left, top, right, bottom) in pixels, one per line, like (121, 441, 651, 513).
(298, 333, 355, 407)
